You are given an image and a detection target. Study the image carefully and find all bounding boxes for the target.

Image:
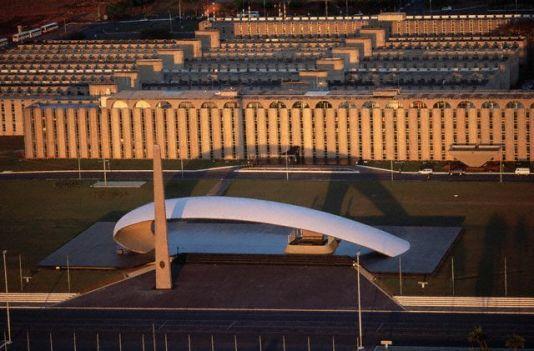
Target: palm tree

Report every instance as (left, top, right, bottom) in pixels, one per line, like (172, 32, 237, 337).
(468, 325, 489, 351)
(505, 334, 525, 350)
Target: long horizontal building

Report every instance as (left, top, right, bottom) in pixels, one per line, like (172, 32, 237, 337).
(23, 89, 534, 163)
(1, 13, 533, 164)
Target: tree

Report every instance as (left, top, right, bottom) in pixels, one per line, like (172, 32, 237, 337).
(506, 334, 525, 350)
(468, 325, 489, 351)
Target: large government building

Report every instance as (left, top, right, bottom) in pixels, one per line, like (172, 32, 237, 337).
(1, 13, 534, 164)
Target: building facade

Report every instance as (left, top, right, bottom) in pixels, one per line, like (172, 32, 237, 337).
(23, 91, 534, 163)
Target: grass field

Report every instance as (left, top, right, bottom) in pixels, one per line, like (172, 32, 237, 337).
(1, 176, 533, 296)
(0, 177, 216, 293)
(224, 179, 534, 297)
(0, 137, 242, 172)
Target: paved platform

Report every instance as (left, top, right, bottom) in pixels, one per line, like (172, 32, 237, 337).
(92, 181, 146, 188)
(39, 222, 153, 268)
(374, 348, 534, 351)
(60, 262, 401, 311)
(352, 226, 462, 274)
(40, 222, 461, 274)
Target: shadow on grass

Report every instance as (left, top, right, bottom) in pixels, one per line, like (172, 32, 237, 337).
(475, 214, 507, 296)
(323, 176, 465, 227)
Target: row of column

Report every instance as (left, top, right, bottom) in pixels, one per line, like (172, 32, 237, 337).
(24, 107, 245, 160)
(0, 99, 26, 136)
(24, 107, 534, 162)
(244, 108, 533, 162)
(392, 18, 511, 36)
(234, 21, 363, 37)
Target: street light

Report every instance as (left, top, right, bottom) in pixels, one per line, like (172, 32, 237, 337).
(178, 148, 184, 178)
(281, 152, 290, 181)
(77, 156, 81, 181)
(499, 144, 503, 183)
(100, 158, 110, 186)
(353, 252, 364, 350)
(2, 250, 11, 345)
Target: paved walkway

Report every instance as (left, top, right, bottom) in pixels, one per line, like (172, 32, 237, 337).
(206, 168, 235, 195)
(61, 262, 401, 311)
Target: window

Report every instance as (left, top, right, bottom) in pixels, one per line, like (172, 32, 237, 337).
(506, 101, 524, 109)
(112, 100, 128, 109)
(410, 101, 427, 109)
(315, 101, 332, 109)
(292, 101, 309, 109)
(481, 101, 499, 109)
(134, 100, 151, 109)
(269, 101, 286, 109)
(385, 100, 402, 109)
(201, 102, 217, 109)
(246, 102, 263, 109)
(224, 102, 239, 108)
(156, 101, 172, 109)
(339, 101, 356, 109)
(433, 101, 451, 109)
(362, 101, 379, 109)
(457, 101, 475, 109)
(178, 102, 193, 109)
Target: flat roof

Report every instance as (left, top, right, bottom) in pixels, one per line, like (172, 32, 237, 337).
(108, 89, 534, 100)
(109, 90, 239, 100)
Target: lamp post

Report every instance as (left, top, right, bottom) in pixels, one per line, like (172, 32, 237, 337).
(2, 250, 11, 345)
(399, 255, 403, 295)
(499, 144, 503, 183)
(101, 158, 109, 186)
(67, 255, 71, 293)
(504, 256, 508, 297)
(285, 154, 289, 181)
(281, 152, 290, 181)
(77, 156, 81, 180)
(353, 252, 364, 350)
(451, 256, 455, 296)
(178, 148, 184, 178)
(18, 254, 23, 291)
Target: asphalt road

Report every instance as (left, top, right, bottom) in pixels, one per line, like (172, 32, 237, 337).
(0, 167, 532, 184)
(1, 308, 533, 350)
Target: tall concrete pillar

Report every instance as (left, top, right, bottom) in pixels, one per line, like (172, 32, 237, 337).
(153, 145, 172, 290)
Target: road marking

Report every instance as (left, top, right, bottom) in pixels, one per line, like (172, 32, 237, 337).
(5, 306, 534, 315)
(237, 169, 360, 174)
(376, 322, 383, 332)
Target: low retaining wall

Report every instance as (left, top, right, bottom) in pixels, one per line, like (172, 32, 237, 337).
(395, 296, 534, 309)
(0, 292, 79, 304)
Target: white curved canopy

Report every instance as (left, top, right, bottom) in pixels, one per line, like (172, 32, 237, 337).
(113, 196, 410, 257)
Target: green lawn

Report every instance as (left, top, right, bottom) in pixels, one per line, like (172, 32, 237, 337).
(362, 160, 521, 172)
(1, 173, 533, 297)
(0, 136, 242, 171)
(0, 158, 241, 172)
(225, 179, 534, 297)
(0, 178, 216, 293)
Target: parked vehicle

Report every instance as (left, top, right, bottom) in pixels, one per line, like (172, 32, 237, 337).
(445, 163, 466, 175)
(41, 22, 59, 33)
(12, 22, 56, 43)
(418, 168, 433, 175)
(515, 167, 531, 175)
(12, 30, 32, 42)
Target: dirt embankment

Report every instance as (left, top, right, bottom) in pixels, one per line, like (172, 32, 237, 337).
(0, 0, 104, 36)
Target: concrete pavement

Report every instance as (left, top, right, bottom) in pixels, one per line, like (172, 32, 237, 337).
(2, 308, 534, 350)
